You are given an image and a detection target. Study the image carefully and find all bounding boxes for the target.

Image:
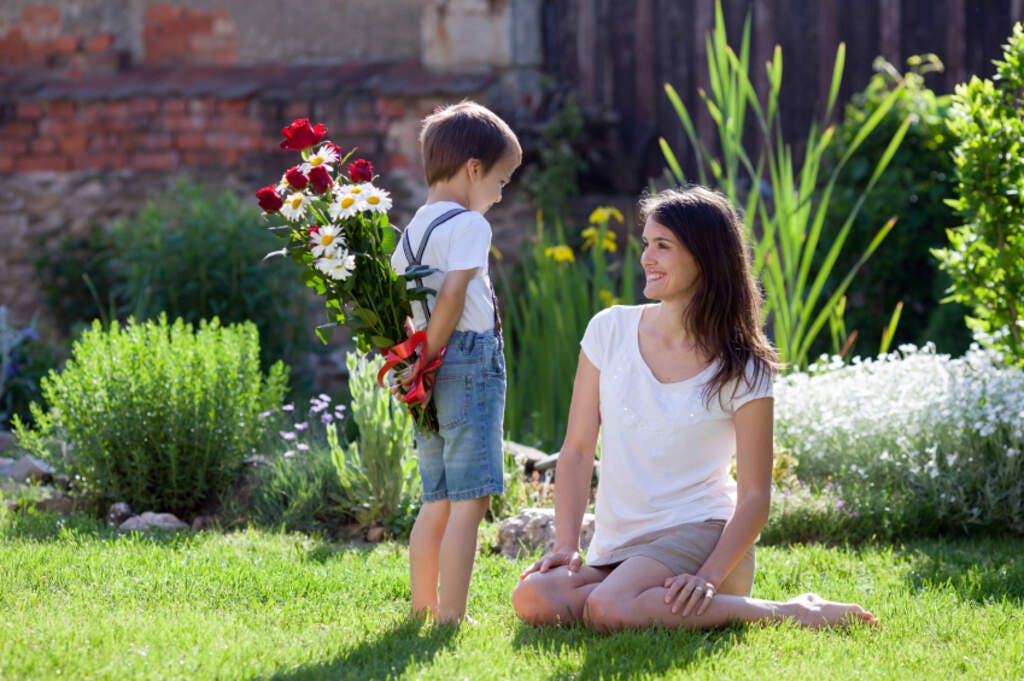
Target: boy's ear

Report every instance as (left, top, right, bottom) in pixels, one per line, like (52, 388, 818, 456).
(465, 158, 483, 180)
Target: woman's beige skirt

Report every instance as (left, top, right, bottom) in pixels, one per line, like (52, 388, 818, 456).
(587, 519, 755, 596)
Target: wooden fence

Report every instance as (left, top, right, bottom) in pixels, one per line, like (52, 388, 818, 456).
(542, 0, 1023, 191)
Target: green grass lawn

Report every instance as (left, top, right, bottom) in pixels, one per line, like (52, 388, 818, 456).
(2, 510, 1022, 680)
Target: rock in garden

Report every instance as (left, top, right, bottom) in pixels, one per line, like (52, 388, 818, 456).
(191, 515, 218, 531)
(504, 441, 550, 474)
(10, 455, 55, 483)
(496, 508, 596, 560)
(0, 457, 15, 480)
(0, 430, 16, 453)
(106, 502, 134, 526)
(119, 512, 189, 532)
(35, 490, 76, 515)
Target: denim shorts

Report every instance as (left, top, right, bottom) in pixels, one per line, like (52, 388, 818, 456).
(415, 329, 506, 503)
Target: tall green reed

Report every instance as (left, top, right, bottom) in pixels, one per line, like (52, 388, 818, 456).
(499, 210, 639, 451)
(660, 1, 910, 368)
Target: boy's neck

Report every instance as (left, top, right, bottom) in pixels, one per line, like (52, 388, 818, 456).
(426, 180, 471, 209)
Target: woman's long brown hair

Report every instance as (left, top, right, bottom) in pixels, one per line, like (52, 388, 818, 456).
(639, 186, 779, 407)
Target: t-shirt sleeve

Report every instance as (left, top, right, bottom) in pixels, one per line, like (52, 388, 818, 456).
(447, 212, 491, 271)
(731, 357, 774, 412)
(580, 307, 615, 371)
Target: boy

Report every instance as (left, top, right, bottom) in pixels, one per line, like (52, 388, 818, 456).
(391, 101, 522, 624)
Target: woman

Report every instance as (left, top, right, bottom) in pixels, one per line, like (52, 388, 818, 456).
(512, 187, 875, 630)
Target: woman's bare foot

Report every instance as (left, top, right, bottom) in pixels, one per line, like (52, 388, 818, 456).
(779, 592, 877, 628)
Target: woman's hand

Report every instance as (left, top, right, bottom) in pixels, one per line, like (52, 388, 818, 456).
(663, 573, 717, 617)
(519, 546, 583, 580)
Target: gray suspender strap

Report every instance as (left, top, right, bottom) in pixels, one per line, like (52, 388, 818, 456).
(401, 208, 469, 324)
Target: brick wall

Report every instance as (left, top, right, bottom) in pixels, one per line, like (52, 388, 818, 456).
(0, 1, 540, 340)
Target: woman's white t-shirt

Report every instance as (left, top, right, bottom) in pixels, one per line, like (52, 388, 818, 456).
(390, 201, 496, 333)
(580, 304, 773, 564)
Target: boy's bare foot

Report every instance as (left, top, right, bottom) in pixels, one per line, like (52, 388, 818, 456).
(780, 592, 877, 628)
(434, 613, 478, 627)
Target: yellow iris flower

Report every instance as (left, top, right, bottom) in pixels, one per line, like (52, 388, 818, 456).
(544, 245, 576, 263)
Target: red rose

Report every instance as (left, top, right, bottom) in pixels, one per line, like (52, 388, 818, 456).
(256, 185, 283, 212)
(325, 142, 344, 158)
(308, 165, 333, 194)
(348, 158, 373, 182)
(285, 165, 308, 190)
(280, 118, 327, 151)
(308, 225, 321, 236)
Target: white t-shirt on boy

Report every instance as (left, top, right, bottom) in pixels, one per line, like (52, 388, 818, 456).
(580, 304, 773, 565)
(391, 201, 496, 333)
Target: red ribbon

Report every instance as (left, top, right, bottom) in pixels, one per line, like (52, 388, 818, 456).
(376, 331, 445, 405)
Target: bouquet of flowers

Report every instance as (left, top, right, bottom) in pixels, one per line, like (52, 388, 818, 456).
(255, 118, 443, 429)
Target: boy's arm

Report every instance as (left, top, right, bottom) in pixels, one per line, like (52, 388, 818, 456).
(424, 268, 477, 363)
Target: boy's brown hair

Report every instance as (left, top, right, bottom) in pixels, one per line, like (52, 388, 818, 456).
(420, 101, 521, 186)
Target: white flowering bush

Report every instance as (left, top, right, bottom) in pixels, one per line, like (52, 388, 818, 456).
(771, 344, 1024, 540)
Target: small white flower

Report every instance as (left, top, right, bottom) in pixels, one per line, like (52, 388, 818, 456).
(301, 144, 339, 174)
(315, 251, 357, 281)
(362, 184, 392, 213)
(310, 225, 346, 258)
(280, 192, 311, 221)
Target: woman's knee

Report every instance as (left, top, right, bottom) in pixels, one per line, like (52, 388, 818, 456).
(512, 576, 555, 624)
(584, 587, 630, 632)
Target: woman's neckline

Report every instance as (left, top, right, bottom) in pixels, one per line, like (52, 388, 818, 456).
(633, 304, 715, 386)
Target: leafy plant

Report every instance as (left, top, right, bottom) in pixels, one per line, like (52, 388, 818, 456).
(0, 307, 54, 429)
(820, 55, 970, 357)
(328, 352, 419, 532)
(108, 178, 310, 377)
(240, 395, 351, 536)
(660, 1, 910, 369)
(934, 23, 1024, 366)
(774, 345, 1024, 539)
(497, 208, 640, 450)
(12, 316, 287, 517)
(523, 93, 588, 222)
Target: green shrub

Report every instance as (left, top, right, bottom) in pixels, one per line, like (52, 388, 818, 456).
(773, 345, 1024, 541)
(13, 316, 287, 517)
(34, 178, 310, 380)
(497, 209, 640, 450)
(243, 395, 351, 536)
(522, 93, 588, 222)
(935, 23, 1024, 366)
(820, 55, 971, 357)
(328, 352, 420, 533)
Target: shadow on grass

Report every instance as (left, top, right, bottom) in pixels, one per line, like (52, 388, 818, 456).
(512, 620, 746, 680)
(895, 535, 1024, 605)
(262, 619, 457, 681)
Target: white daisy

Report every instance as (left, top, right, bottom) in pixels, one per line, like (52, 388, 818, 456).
(280, 192, 311, 221)
(301, 144, 339, 174)
(330, 185, 368, 220)
(315, 251, 357, 281)
(362, 184, 392, 213)
(310, 225, 346, 258)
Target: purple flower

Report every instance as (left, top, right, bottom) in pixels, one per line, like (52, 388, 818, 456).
(279, 431, 297, 441)
(283, 450, 296, 458)
(318, 393, 332, 403)
(294, 422, 309, 431)
(320, 412, 334, 424)
(281, 403, 295, 412)
(835, 500, 844, 510)
(20, 327, 39, 341)
(311, 400, 328, 414)
(258, 409, 275, 420)
(297, 443, 309, 451)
